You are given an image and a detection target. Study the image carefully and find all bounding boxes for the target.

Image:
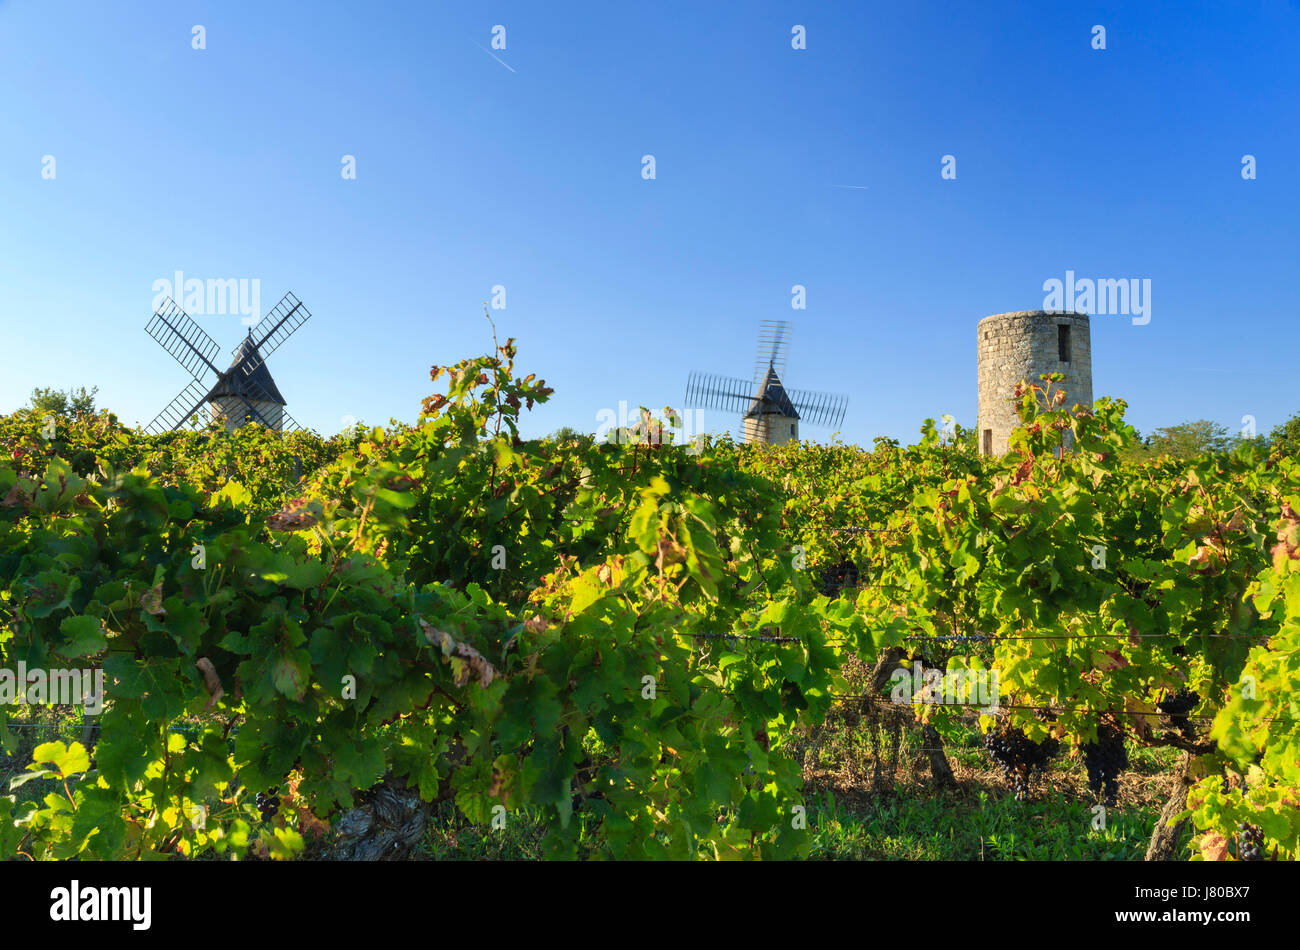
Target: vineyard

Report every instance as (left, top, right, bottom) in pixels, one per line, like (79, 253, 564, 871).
(1, 341, 1297, 862)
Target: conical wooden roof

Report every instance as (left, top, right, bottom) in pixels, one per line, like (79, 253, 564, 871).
(745, 363, 799, 419)
(207, 335, 287, 405)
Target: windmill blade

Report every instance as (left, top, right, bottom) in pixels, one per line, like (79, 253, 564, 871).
(685, 371, 759, 415)
(145, 378, 215, 434)
(276, 406, 304, 433)
(239, 292, 311, 370)
(787, 387, 849, 429)
(753, 320, 790, 383)
(145, 298, 223, 380)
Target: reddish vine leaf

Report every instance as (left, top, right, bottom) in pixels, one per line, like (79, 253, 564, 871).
(267, 498, 319, 532)
(1199, 832, 1230, 862)
(195, 657, 224, 711)
(453, 642, 495, 688)
(418, 617, 456, 656)
(139, 582, 166, 617)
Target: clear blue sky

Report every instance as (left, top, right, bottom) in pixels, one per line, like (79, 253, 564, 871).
(2, 1, 1297, 445)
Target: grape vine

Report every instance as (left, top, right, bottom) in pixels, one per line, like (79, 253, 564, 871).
(0, 348, 1296, 862)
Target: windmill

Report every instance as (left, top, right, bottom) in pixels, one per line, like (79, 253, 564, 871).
(684, 320, 848, 446)
(143, 291, 311, 434)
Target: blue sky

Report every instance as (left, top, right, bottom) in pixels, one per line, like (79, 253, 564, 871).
(1, 1, 1297, 446)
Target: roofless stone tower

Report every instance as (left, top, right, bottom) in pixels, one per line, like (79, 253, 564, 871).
(977, 310, 1092, 456)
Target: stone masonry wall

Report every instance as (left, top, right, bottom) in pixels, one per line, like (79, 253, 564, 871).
(743, 415, 798, 446)
(977, 311, 1092, 456)
(210, 397, 284, 433)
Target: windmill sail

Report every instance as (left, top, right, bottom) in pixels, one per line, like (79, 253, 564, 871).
(144, 379, 214, 434)
(753, 320, 790, 384)
(238, 292, 311, 374)
(145, 298, 222, 380)
(787, 387, 848, 429)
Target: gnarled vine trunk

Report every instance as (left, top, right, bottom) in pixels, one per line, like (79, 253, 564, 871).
(320, 777, 435, 861)
(922, 724, 956, 789)
(869, 647, 956, 790)
(1145, 751, 1194, 861)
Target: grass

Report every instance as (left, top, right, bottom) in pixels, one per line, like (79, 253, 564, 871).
(808, 789, 1162, 860)
(409, 783, 1172, 861)
(790, 698, 1190, 860)
(417, 801, 603, 861)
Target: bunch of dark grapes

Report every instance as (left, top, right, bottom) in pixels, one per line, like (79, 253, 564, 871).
(1082, 726, 1128, 806)
(1238, 822, 1266, 861)
(254, 789, 281, 822)
(983, 728, 1060, 801)
(1156, 689, 1200, 738)
(818, 560, 860, 596)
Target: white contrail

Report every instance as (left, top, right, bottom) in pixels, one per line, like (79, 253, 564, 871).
(830, 184, 869, 189)
(476, 43, 517, 73)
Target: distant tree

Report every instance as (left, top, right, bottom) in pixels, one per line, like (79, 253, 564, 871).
(28, 385, 99, 418)
(1117, 431, 1152, 464)
(1269, 411, 1300, 457)
(1145, 419, 1233, 459)
(547, 425, 592, 444)
(951, 422, 978, 453)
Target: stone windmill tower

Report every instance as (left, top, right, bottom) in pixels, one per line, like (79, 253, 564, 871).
(977, 310, 1092, 456)
(685, 321, 848, 446)
(205, 335, 286, 432)
(743, 362, 801, 445)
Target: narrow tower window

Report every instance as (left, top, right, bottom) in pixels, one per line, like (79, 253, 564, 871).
(982, 429, 993, 456)
(1057, 324, 1071, 362)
